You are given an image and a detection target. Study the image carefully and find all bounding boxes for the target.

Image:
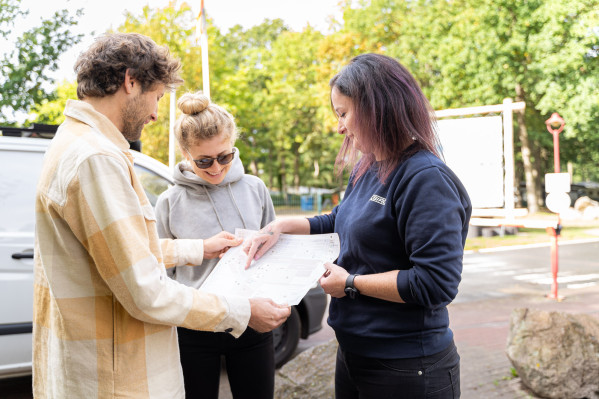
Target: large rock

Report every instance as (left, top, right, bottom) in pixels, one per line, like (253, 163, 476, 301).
(574, 196, 599, 220)
(274, 339, 337, 399)
(574, 196, 599, 212)
(506, 308, 599, 399)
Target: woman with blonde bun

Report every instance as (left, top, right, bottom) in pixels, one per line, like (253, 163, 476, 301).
(155, 92, 279, 399)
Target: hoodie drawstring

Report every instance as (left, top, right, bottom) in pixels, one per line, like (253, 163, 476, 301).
(202, 185, 226, 231)
(201, 184, 247, 231)
(227, 183, 248, 229)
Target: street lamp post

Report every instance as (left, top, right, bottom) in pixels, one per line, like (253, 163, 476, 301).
(545, 112, 565, 300)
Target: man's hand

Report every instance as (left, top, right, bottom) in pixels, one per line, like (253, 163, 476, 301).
(248, 298, 291, 332)
(203, 231, 242, 259)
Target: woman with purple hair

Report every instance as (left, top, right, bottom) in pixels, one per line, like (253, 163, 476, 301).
(245, 53, 471, 398)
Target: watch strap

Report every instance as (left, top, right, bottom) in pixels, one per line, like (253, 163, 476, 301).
(345, 274, 358, 289)
(344, 274, 360, 299)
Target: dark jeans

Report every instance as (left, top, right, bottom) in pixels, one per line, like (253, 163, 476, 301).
(177, 327, 274, 399)
(335, 340, 460, 399)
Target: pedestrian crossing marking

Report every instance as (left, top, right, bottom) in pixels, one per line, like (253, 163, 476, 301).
(463, 253, 599, 290)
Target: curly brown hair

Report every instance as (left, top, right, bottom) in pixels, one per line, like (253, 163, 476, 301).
(74, 32, 183, 99)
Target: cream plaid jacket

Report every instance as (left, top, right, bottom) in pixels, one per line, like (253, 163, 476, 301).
(33, 100, 250, 398)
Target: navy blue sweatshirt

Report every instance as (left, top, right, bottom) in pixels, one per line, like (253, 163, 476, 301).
(309, 150, 472, 359)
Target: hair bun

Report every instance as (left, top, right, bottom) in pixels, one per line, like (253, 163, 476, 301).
(178, 92, 210, 115)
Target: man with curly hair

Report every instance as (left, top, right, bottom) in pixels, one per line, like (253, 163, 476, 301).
(33, 32, 290, 399)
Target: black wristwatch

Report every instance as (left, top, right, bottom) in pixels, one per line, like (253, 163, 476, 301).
(344, 274, 360, 299)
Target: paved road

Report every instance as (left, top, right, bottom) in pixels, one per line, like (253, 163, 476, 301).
(458, 238, 599, 303)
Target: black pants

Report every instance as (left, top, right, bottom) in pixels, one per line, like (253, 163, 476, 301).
(177, 327, 274, 399)
(335, 340, 460, 399)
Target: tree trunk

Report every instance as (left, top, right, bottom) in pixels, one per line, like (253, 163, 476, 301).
(532, 146, 544, 208)
(515, 84, 539, 214)
(249, 160, 258, 176)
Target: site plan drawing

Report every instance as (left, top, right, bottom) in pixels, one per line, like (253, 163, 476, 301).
(201, 229, 340, 305)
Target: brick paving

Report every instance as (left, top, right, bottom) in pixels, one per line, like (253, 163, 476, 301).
(450, 286, 599, 398)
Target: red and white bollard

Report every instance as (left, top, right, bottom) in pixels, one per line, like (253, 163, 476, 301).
(545, 222, 563, 301)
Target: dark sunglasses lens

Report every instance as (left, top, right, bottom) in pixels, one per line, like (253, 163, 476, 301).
(195, 151, 235, 169)
(196, 159, 214, 169)
(217, 153, 235, 165)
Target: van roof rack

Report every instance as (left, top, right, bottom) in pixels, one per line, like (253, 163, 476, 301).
(0, 124, 58, 139)
(0, 123, 142, 151)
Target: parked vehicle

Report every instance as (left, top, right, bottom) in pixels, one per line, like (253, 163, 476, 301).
(569, 181, 599, 204)
(0, 126, 327, 378)
(516, 180, 599, 209)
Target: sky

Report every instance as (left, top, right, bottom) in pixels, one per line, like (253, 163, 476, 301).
(4, 0, 344, 83)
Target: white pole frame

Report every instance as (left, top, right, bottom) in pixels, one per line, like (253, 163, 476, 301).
(434, 99, 526, 220)
(200, 11, 210, 99)
(168, 87, 177, 173)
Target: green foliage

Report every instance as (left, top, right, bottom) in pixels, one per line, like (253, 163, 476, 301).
(510, 367, 518, 378)
(115, 3, 344, 189)
(0, 0, 83, 124)
(0, 0, 26, 36)
(21, 0, 599, 192)
(27, 80, 77, 125)
(117, 3, 198, 164)
(342, 0, 599, 190)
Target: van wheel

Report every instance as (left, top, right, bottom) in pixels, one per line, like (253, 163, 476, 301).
(273, 307, 301, 368)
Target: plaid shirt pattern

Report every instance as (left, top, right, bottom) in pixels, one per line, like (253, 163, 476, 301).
(33, 100, 250, 398)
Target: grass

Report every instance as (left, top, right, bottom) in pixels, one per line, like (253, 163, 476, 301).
(465, 225, 599, 251)
(275, 207, 599, 252)
(465, 211, 599, 251)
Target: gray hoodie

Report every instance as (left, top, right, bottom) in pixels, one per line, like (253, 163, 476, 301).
(155, 148, 275, 289)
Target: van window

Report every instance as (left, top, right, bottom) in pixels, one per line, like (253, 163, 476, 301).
(134, 165, 172, 207)
(0, 150, 44, 233)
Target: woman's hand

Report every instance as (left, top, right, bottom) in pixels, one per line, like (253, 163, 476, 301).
(319, 262, 350, 298)
(242, 222, 282, 269)
(203, 231, 243, 259)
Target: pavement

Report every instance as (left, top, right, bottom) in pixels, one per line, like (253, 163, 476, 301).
(451, 284, 599, 398)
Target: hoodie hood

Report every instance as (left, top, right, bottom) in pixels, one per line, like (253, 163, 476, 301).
(173, 146, 245, 191)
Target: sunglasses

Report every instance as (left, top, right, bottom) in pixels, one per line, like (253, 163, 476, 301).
(188, 148, 236, 169)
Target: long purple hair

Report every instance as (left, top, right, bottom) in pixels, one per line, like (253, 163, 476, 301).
(330, 53, 442, 184)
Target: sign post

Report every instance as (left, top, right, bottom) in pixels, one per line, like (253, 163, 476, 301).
(544, 112, 566, 301)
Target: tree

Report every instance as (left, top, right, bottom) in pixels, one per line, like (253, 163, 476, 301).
(27, 80, 77, 125)
(340, 0, 599, 212)
(25, 0, 598, 201)
(261, 27, 343, 192)
(118, 3, 198, 163)
(0, 0, 82, 124)
(434, 0, 599, 211)
(210, 19, 290, 186)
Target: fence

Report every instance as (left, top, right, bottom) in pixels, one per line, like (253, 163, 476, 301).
(270, 191, 340, 217)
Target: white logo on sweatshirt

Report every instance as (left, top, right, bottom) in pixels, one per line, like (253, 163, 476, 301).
(369, 194, 386, 206)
